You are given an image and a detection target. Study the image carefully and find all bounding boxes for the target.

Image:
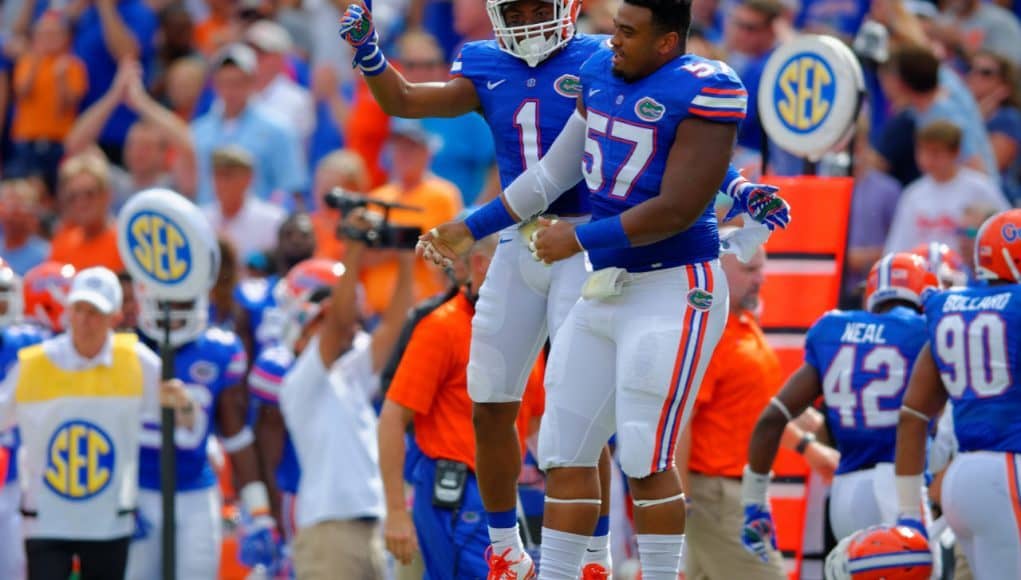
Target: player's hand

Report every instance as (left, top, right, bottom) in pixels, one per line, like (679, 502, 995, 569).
(417, 221, 474, 269)
(726, 181, 791, 231)
(741, 504, 777, 562)
(338, 2, 387, 75)
(384, 509, 419, 565)
(132, 510, 152, 541)
(532, 217, 581, 264)
(802, 442, 839, 484)
(895, 515, 928, 539)
(239, 515, 281, 571)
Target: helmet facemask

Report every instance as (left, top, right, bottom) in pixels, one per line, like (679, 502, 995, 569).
(0, 269, 22, 326)
(487, 0, 579, 67)
(137, 286, 208, 347)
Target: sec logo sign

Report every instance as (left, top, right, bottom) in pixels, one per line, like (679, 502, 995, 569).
(758, 35, 864, 160)
(127, 211, 192, 285)
(44, 420, 115, 501)
(117, 188, 220, 300)
(773, 53, 835, 134)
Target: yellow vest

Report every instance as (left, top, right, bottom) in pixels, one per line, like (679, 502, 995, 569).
(16, 333, 143, 403)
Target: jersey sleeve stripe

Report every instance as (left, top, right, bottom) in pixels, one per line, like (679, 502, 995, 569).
(700, 87, 747, 96)
(687, 107, 747, 119)
(248, 370, 282, 402)
(691, 95, 748, 110)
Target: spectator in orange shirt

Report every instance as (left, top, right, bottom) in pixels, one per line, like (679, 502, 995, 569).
(194, 0, 237, 55)
(49, 152, 124, 272)
(675, 229, 837, 580)
(362, 119, 462, 316)
(8, 11, 87, 191)
(379, 233, 544, 579)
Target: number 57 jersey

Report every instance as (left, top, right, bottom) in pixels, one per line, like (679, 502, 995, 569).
(805, 307, 928, 474)
(925, 284, 1021, 453)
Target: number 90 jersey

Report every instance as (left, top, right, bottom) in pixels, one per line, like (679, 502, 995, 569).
(452, 35, 608, 216)
(924, 284, 1021, 454)
(138, 328, 248, 491)
(805, 307, 928, 474)
(578, 50, 747, 272)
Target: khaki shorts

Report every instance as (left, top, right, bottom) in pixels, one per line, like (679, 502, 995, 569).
(293, 518, 385, 580)
(685, 473, 787, 580)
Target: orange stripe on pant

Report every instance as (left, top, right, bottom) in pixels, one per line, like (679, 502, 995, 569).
(1006, 453, 1021, 542)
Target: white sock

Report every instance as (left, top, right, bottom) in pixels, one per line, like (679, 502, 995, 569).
(636, 534, 685, 580)
(539, 527, 590, 579)
(488, 523, 525, 559)
(582, 532, 612, 566)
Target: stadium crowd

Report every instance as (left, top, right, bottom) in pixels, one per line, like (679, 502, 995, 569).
(0, 0, 1017, 578)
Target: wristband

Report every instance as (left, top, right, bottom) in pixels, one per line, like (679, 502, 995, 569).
(722, 164, 745, 198)
(240, 481, 272, 519)
(895, 474, 924, 519)
(741, 465, 770, 506)
(465, 198, 516, 239)
(356, 45, 388, 76)
(795, 432, 816, 454)
(575, 215, 630, 251)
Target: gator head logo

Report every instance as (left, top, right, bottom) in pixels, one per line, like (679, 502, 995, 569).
(554, 74, 582, 98)
(686, 288, 713, 311)
(635, 97, 666, 122)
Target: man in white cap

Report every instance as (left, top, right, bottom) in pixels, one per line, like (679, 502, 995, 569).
(0, 266, 194, 579)
(246, 19, 314, 141)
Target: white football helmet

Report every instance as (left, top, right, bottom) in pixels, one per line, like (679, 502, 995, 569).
(487, 0, 580, 67)
(136, 282, 209, 347)
(0, 258, 23, 326)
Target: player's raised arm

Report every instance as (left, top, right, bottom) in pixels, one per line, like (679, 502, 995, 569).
(338, 2, 480, 118)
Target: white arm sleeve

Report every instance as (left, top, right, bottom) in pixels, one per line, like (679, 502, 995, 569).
(503, 110, 587, 220)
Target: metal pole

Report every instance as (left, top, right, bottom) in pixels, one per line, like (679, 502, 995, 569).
(160, 301, 176, 580)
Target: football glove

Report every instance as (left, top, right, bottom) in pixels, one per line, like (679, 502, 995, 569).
(132, 510, 152, 541)
(725, 180, 791, 231)
(895, 515, 928, 539)
(238, 514, 280, 571)
(338, 3, 387, 76)
(741, 503, 778, 563)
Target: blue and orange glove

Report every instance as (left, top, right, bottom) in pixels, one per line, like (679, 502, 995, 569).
(338, 2, 388, 76)
(741, 503, 778, 562)
(725, 180, 791, 231)
(896, 515, 928, 539)
(239, 513, 280, 571)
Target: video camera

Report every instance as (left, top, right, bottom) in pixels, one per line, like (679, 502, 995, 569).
(323, 187, 423, 250)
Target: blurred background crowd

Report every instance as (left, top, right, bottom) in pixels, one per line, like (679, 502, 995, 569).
(0, 0, 1015, 320)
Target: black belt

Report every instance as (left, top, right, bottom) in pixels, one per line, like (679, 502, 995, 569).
(21, 507, 136, 518)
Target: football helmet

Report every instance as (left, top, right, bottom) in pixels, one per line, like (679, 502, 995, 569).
(273, 259, 345, 350)
(973, 208, 1021, 283)
(825, 525, 932, 580)
(909, 241, 966, 288)
(23, 261, 75, 332)
(136, 282, 208, 347)
(487, 0, 581, 67)
(864, 253, 939, 312)
(0, 258, 23, 327)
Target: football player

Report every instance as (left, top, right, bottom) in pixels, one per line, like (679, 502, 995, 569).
(740, 254, 939, 561)
(0, 260, 68, 580)
(417, 0, 790, 577)
(338, 1, 781, 575)
(126, 282, 272, 579)
(895, 209, 1021, 578)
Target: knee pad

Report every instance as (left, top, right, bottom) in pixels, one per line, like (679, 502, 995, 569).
(537, 403, 610, 471)
(617, 420, 659, 479)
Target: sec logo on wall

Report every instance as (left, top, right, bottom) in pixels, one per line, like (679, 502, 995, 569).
(116, 188, 220, 301)
(44, 420, 115, 501)
(758, 34, 864, 161)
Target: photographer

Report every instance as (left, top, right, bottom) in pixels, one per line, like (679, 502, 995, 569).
(361, 118, 462, 316)
(279, 208, 415, 580)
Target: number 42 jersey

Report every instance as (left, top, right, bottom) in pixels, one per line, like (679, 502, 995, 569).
(804, 307, 928, 474)
(925, 284, 1021, 453)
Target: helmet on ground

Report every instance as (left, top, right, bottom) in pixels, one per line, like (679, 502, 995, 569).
(825, 525, 932, 580)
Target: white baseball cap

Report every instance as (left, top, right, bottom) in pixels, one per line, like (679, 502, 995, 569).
(68, 267, 123, 315)
(246, 19, 293, 54)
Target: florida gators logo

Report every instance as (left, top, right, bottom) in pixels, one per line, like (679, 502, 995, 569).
(1003, 223, 1020, 242)
(635, 97, 666, 122)
(687, 288, 713, 311)
(554, 74, 582, 98)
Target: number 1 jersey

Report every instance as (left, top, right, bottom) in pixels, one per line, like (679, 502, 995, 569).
(805, 307, 928, 474)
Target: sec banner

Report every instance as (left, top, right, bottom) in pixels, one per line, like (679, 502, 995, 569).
(758, 34, 864, 160)
(116, 189, 220, 300)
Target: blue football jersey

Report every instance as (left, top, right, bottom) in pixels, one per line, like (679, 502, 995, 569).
(0, 324, 47, 484)
(234, 275, 284, 356)
(578, 50, 747, 272)
(249, 345, 300, 494)
(805, 307, 928, 474)
(452, 35, 608, 216)
(138, 328, 248, 491)
(925, 284, 1021, 454)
